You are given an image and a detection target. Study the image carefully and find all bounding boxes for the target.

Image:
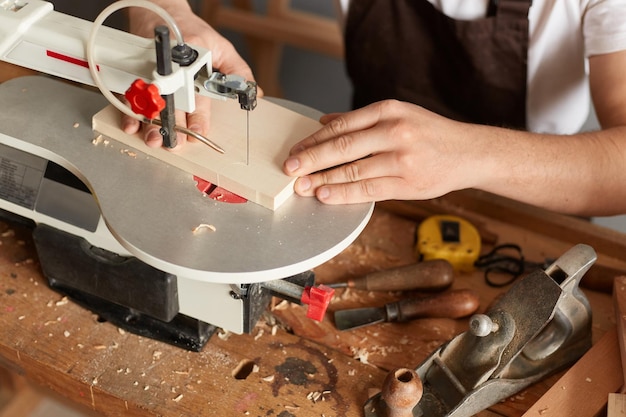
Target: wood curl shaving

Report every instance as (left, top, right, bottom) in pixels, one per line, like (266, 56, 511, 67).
(192, 224, 216, 233)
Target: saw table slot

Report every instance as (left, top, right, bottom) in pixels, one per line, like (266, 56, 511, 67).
(232, 359, 256, 380)
(43, 161, 90, 193)
(35, 176, 99, 233)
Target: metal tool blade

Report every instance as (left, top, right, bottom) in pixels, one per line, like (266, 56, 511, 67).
(334, 307, 386, 331)
(247, 110, 250, 165)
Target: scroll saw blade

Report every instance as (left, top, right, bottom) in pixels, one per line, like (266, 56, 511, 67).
(247, 110, 250, 165)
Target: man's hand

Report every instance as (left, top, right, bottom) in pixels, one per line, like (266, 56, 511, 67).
(124, 1, 257, 150)
(282, 92, 626, 217)
(282, 100, 482, 204)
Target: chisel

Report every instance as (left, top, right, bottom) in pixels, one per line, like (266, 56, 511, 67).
(333, 289, 480, 331)
(328, 259, 454, 292)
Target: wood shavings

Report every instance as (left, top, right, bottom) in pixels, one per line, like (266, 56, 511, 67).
(261, 375, 275, 382)
(1, 229, 15, 238)
(56, 296, 69, 306)
(63, 330, 70, 338)
(254, 329, 264, 341)
(369, 345, 402, 357)
(192, 223, 216, 233)
(350, 347, 370, 364)
(120, 149, 137, 158)
(153, 350, 163, 360)
(118, 328, 126, 335)
(306, 390, 331, 403)
(13, 258, 34, 267)
(513, 392, 526, 401)
(217, 330, 231, 340)
(92, 134, 104, 145)
(174, 369, 191, 375)
(93, 345, 107, 350)
(172, 394, 183, 403)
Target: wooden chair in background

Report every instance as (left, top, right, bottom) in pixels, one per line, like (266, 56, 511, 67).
(200, 0, 344, 97)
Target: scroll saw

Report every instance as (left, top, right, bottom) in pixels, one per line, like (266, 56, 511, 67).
(0, 1, 373, 350)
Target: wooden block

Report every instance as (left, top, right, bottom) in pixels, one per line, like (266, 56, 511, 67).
(608, 393, 626, 417)
(92, 97, 322, 210)
(521, 327, 622, 417)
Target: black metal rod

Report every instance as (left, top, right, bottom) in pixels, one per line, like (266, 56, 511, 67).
(155, 25, 177, 148)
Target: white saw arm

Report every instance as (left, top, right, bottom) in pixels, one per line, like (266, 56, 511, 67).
(0, 0, 256, 115)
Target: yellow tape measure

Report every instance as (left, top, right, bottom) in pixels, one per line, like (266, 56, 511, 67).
(416, 215, 481, 272)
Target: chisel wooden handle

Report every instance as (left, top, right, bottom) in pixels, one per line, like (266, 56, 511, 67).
(387, 289, 480, 322)
(346, 259, 454, 292)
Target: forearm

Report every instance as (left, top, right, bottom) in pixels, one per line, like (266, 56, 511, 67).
(470, 125, 626, 216)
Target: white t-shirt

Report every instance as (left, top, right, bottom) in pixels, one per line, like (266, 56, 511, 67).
(337, 0, 626, 134)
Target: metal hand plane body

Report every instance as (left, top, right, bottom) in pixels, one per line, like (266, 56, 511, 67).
(365, 244, 595, 417)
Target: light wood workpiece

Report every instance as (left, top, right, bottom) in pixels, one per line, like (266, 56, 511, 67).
(1, 186, 626, 416)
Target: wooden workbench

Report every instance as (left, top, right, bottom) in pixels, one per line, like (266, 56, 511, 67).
(1, 188, 625, 417)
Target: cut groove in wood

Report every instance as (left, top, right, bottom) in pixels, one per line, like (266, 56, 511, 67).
(92, 97, 322, 210)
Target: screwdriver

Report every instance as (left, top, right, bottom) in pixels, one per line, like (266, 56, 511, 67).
(334, 289, 480, 331)
(328, 259, 454, 292)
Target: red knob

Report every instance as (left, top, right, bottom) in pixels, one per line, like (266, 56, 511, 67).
(124, 79, 165, 119)
(300, 285, 335, 321)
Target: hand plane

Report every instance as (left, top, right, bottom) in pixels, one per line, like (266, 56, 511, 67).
(364, 243, 595, 417)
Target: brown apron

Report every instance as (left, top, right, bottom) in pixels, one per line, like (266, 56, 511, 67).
(344, 0, 531, 129)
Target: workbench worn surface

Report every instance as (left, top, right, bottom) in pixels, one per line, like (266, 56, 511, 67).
(0, 192, 624, 417)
